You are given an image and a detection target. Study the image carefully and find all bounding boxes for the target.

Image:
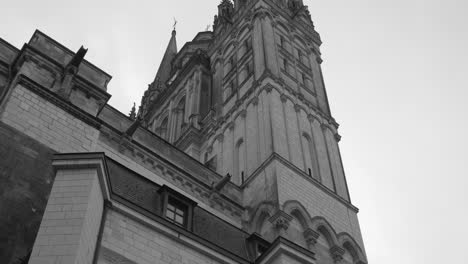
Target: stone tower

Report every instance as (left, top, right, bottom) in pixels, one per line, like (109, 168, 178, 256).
(138, 0, 368, 263)
(0, 0, 367, 263)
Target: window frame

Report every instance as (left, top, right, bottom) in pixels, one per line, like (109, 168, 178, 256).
(158, 185, 197, 230)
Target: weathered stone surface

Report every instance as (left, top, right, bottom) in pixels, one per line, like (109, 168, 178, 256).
(0, 122, 55, 264)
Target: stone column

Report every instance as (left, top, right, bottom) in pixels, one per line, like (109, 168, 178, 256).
(262, 14, 279, 77)
(308, 48, 330, 115)
(252, 12, 266, 79)
(216, 134, 224, 174)
(212, 61, 223, 117)
(189, 70, 202, 129)
(29, 158, 106, 264)
(321, 123, 337, 193)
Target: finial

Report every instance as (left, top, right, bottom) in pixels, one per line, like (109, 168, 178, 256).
(173, 17, 177, 31)
(129, 102, 136, 120)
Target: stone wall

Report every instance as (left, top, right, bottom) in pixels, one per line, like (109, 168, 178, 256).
(0, 84, 99, 153)
(0, 122, 55, 264)
(275, 161, 364, 250)
(29, 168, 104, 264)
(98, 209, 229, 264)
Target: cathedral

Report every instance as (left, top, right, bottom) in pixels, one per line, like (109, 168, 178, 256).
(0, 0, 368, 263)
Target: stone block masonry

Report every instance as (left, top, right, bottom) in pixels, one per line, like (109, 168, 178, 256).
(99, 209, 226, 264)
(29, 168, 103, 264)
(0, 84, 99, 153)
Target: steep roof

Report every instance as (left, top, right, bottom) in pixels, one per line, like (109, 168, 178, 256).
(153, 30, 177, 89)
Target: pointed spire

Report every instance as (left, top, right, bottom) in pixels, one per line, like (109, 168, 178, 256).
(151, 29, 177, 91)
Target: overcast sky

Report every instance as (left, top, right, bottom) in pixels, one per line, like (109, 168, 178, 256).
(2, 0, 468, 263)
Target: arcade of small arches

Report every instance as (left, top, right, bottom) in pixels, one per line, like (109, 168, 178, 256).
(249, 201, 367, 264)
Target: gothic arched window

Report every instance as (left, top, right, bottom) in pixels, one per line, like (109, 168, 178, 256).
(235, 138, 245, 185)
(174, 96, 186, 140)
(159, 117, 169, 140)
(302, 133, 313, 176)
(301, 132, 320, 181)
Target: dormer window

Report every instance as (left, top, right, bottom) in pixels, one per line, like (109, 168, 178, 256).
(158, 185, 197, 229)
(166, 197, 188, 226)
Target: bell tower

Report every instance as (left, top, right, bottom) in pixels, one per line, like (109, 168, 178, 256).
(140, 0, 367, 262)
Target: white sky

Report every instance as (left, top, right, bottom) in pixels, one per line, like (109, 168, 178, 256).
(2, 0, 468, 263)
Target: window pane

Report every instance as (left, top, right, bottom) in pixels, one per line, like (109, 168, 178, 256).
(167, 204, 175, 211)
(166, 210, 175, 219)
(175, 215, 184, 225)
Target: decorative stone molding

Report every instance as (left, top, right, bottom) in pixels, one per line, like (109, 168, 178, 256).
(321, 123, 332, 131)
(330, 245, 345, 263)
(334, 133, 342, 142)
(100, 130, 244, 219)
(316, 56, 323, 64)
(250, 96, 259, 106)
(253, 8, 270, 20)
(215, 133, 224, 142)
(268, 210, 293, 232)
(303, 228, 320, 247)
(280, 93, 288, 103)
(294, 104, 301, 113)
(227, 121, 235, 131)
(235, 99, 242, 109)
(307, 113, 319, 123)
(231, 31, 238, 41)
(297, 92, 305, 101)
(239, 109, 247, 118)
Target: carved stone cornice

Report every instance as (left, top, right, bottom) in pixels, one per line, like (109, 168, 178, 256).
(16, 75, 102, 128)
(99, 128, 244, 219)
